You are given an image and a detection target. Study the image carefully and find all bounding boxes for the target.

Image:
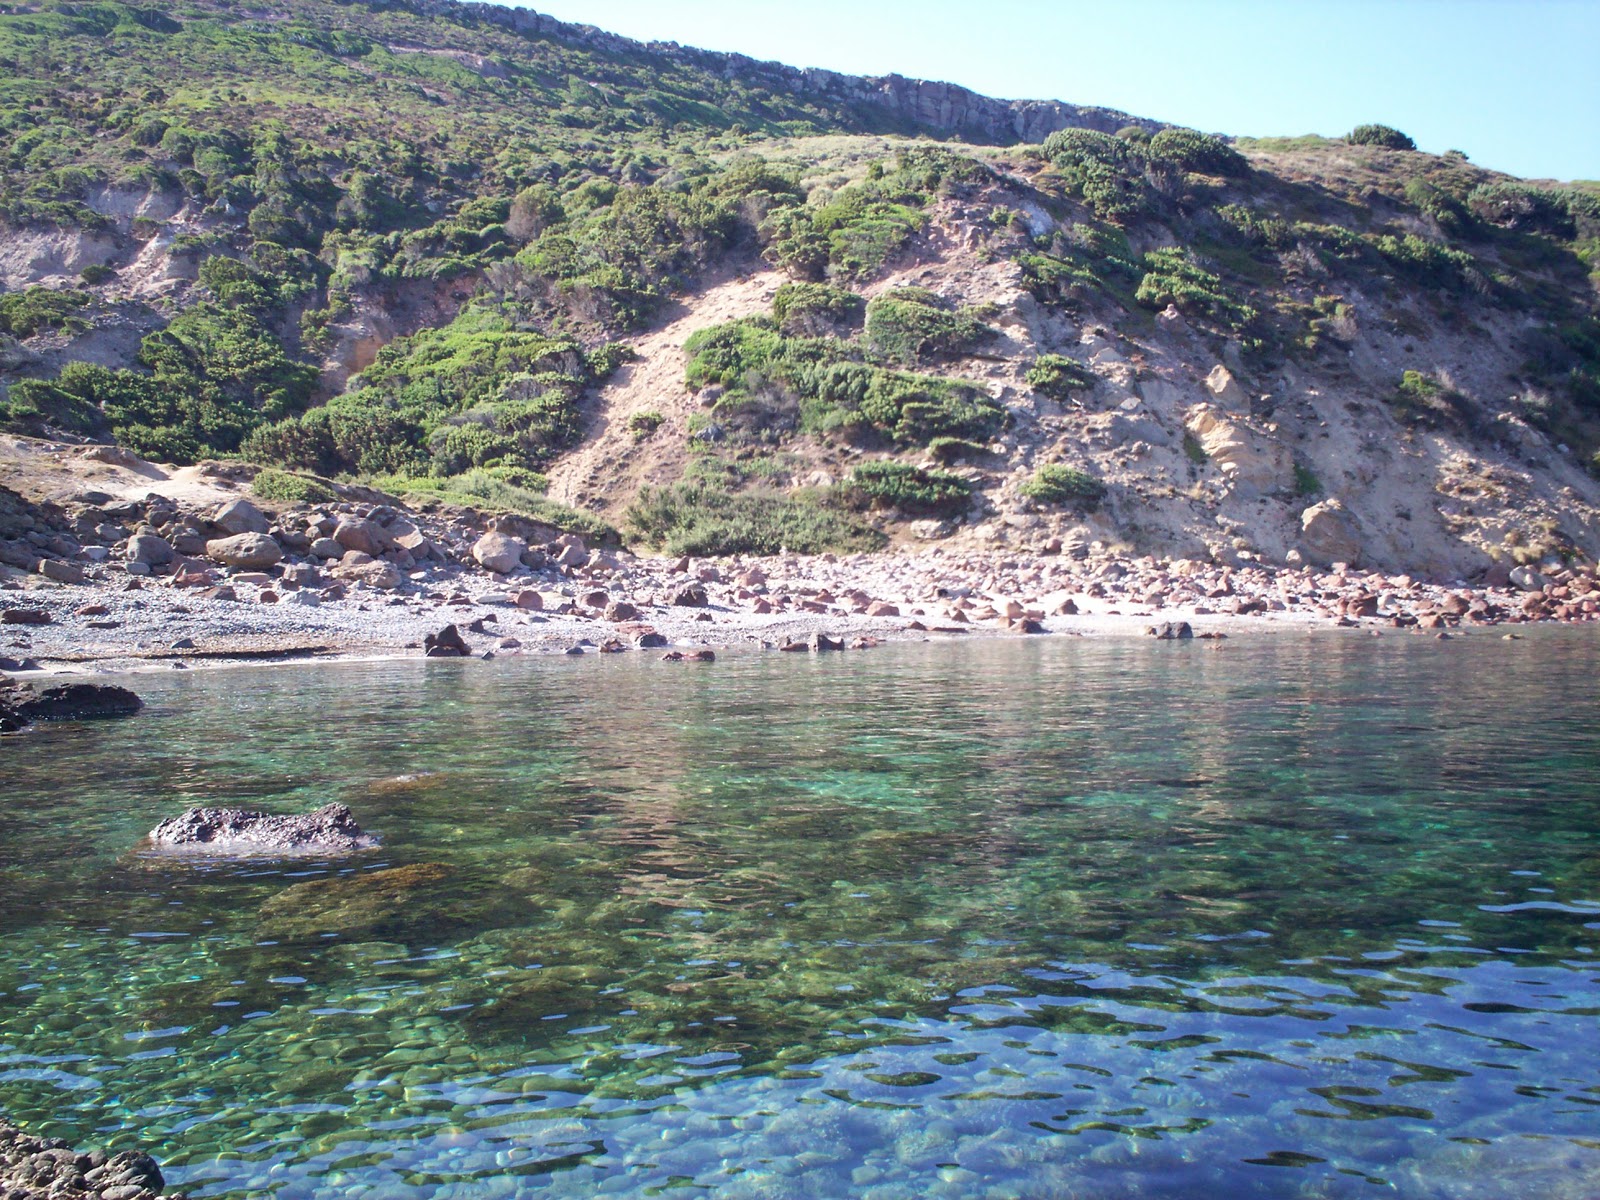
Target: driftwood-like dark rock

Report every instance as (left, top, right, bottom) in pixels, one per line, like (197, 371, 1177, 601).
(0, 1119, 185, 1199)
(146, 803, 379, 857)
(0, 679, 143, 732)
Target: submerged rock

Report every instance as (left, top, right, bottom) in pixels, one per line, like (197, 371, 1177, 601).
(256, 862, 454, 939)
(1147, 621, 1194, 640)
(146, 803, 378, 857)
(1, 679, 143, 732)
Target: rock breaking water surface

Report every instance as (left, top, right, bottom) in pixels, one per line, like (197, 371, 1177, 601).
(2, 631, 1599, 1199)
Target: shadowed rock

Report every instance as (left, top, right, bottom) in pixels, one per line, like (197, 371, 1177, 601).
(1, 680, 143, 732)
(146, 803, 378, 857)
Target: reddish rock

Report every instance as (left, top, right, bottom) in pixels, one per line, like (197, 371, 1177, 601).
(866, 601, 900, 617)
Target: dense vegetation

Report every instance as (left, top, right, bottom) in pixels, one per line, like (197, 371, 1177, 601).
(1, 0, 1598, 554)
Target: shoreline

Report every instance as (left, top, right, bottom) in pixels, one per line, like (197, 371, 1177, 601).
(3, 543, 1591, 679)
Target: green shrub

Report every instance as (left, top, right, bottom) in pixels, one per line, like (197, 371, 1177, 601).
(1369, 233, 1483, 290)
(863, 290, 988, 362)
(847, 460, 972, 515)
(0, 287, 89, 338)
(927, 436, 988, 464)
(79, 264, 115, 285)
(1042, 128, 1151, 222)
(251, 467, 337, 505)
(1347, 124, 1415, 151)
(1019, 464, 1105, 507)
(1293, 463, 1322, 497)
(1466, 183, 1576, 239)
(1391, 370, 1474, 428)
(377, 470, 613, 541)
(771, 282, 863, 334)
(1025, 354, 1096, 399)
(802, 361, 1005, 446)
(1135, 248, 1258, 330)
(1148, 129, 1247, 176)
(626, 484, 884, 556)
(1402, 178, 1473, 237)
(1182, 433, 1208, 465)
(628, 410, 664, 436)
(1216, 203, 1293, 249)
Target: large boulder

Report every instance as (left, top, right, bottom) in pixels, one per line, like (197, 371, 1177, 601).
(472, 530, 526, 574)
(146, 803, 378, 857)
(1298, 499, 1364, 567)
(332, 517, 394, 557)
(1, 679, 143, 732)
(205, 533, 282, 569)
(127, 533, 174, 566)
(333, 555, 401, 590)
(213, 497, 269, 535)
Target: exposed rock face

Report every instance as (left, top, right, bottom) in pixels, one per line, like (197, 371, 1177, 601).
(1185, 407, 1293, 494)
(0, 1120, 184, 1200)
(1, 679, 143, 732)
(146, 803, 378, 857)
(400, 0, 1158, 146)
(205, 533, 283, 569)
(472, 530, 526, 574)
(1299, 499, 1364, 568)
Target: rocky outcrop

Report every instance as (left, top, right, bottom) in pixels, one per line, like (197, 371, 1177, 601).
(0, 1120, 185, 1200)
(394, 0, 1159, 146)
(145, 803, 378, 857)
(1, 679, 142, 732)
(1184, 406, 1293, 495)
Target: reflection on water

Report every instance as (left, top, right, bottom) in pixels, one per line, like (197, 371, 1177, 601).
(2, 630, 1599, 1199)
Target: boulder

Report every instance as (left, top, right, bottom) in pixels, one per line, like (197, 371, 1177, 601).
(309, 536, 345, 559)
(1, 607, 51, 625)
(332, 517, 393, 557)
(472, 530, 526, 574)
(205, 533, 283, 569)
(634, 631, 669, 649)
(146, 803, 378, 858)
(513, 589, 544, 611)
(1508, 565, 1547, 593)
(604, 600, 639, 622)
(213, 498, 269, 535)
(126, 533, 174, 566)
(424, 624, 469, 657)
(671, 583, 708, 607)
(37, 558, 85, 584)
(1147, 621, 1194, 640)
(1204, 365, 1249, 411)
(1298, 499, 1363, 568)
(1, 679, 143, 732)
(334, 557, 401, 590)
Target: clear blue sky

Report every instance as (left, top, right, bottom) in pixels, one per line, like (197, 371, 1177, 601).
(506, 0, 1599, 182)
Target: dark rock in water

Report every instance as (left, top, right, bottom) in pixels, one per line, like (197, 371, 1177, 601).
(146, 803, 378, 857)
(0, 1119, 184, 1199)
(808, 632, 845, 652)
(634, 631, 669, 649)
(424, 623, 469, 657)
(1, 679, 143, 732)
(1147, 621, 1194, 640)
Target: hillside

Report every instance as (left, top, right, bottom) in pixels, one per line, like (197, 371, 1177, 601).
(2, 0, 1599, 578)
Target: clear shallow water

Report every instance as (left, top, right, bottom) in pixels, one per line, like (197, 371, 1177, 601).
(2, 631, 1599, 1200)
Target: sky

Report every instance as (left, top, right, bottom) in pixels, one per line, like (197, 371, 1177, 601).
(507, 0, 1599, 182)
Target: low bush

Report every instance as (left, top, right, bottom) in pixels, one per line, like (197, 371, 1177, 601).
(1391, 370, 1475, 428)
(625, 483, 885, 556)
(628, 410, 664, 436)
(771, 282, 863, 335)
(1135, 248, 1258, 330)
(1347, 124, 1415, 151)
(1019, 464, 1105, 507)
(251, 467, 337, 505)
(846, 460, 972, 515)
(1148, 129, 1247, 176)
(1467, 183, 1577, 240)
(0, 287, 89, 338)
(1025, 354, 1096, 399)
(863, 290, 989, 362)
(927, 435, 989, 464)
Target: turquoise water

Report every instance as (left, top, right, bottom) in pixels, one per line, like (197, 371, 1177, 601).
(2, 631, 1599, 1199)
